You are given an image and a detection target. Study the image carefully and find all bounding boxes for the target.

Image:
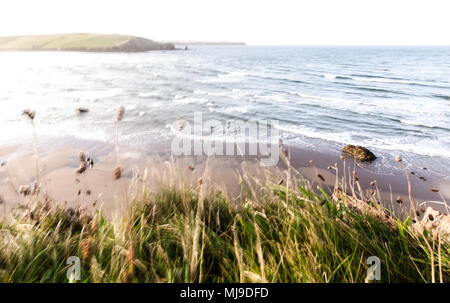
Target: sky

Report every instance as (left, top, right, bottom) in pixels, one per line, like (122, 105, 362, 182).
(0, 0, 449, 45)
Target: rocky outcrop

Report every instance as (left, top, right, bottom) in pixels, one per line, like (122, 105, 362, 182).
(342, 145, 376, 162)
(70, 37, 175, 52)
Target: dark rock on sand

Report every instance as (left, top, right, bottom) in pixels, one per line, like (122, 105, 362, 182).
(76, 108, 89, 114)
(342, 145, 376, 162)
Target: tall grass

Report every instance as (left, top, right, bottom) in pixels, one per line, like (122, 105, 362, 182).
(0, 158, 448, 283)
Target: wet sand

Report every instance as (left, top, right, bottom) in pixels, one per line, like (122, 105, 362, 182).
(0, 139, 448, 218)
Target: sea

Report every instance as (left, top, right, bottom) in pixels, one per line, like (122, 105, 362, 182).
(0, 46, 449, 176)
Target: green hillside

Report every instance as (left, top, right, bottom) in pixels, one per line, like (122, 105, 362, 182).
(0, 33, 175, 52)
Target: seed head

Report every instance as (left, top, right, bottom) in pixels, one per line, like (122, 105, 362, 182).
(113, 166, 122, 180)
(116, 106, 125, 122)
(90, 214, 98, 233)
(76, 162, 87, 174)
(79, 151, 86, 163)
(22, 109, 35, 120)
(23, 110, 36, 121)
(81, 237, 92, 261)
(419, 205, 426, 213)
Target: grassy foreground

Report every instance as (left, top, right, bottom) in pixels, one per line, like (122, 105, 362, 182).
(0, 164, 448, 283)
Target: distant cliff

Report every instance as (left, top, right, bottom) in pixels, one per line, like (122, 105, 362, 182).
(167, 40, 246, 46)
(0, 34, 175, 52)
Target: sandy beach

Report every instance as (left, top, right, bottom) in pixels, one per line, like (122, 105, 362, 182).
(1, 138, 448, 218)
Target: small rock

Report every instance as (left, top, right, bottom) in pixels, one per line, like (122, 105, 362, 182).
(342, 145, 376, 162)
(76, 108, 89, 114)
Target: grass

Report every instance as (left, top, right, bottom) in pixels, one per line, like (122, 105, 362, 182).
(0, 159, 448, 283)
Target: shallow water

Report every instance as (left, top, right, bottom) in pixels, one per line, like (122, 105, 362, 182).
(0, 46, 449, 176)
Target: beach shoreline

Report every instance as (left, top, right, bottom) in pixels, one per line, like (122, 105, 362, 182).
(1, 137, 448, 217)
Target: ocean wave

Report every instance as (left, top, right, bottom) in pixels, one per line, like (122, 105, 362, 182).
(198, 71, 250, 83)
(289, 91, 347, 104)
(138, 92, 160, 98)
(400, 119, 450, 131)
(323, 74, 448, 88)
(193, 90, 209, 95)
(172, 97, 208, 105)
(433, 94, 450, 101)
(254, 94, 289, 103)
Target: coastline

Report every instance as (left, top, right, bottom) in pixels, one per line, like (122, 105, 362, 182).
(1, 137, 448, 217)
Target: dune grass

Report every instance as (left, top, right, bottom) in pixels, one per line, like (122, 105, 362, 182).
(0, 160, 448, 283)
